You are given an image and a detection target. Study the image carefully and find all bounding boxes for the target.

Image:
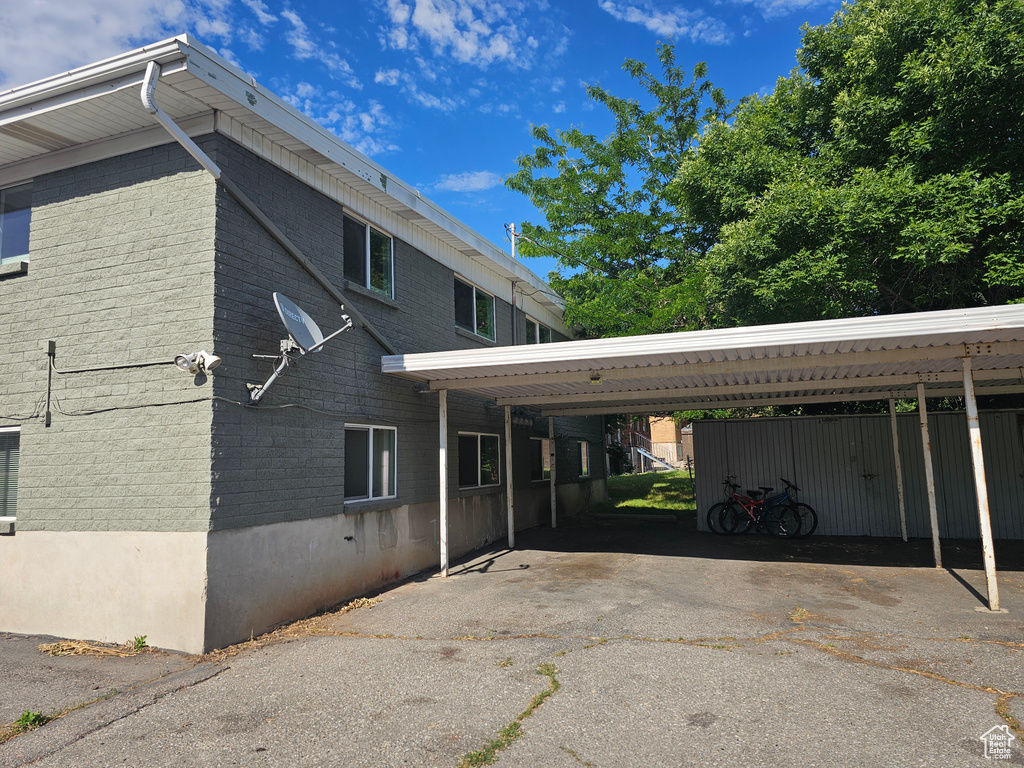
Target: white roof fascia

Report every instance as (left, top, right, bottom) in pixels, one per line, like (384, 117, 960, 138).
(172, 36, 561, 313)
(382, 304, 1024, 377)
(0, 37, 188, 113)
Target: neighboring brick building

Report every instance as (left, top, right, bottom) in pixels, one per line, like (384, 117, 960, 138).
(649, 417, 694, 468)
(0, 37, 605, 653)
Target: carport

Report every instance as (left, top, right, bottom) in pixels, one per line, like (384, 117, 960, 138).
(382, 304, 1024, 611)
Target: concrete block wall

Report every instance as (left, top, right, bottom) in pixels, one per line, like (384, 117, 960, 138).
(0, 142, 218, 532)
(0, 142, 219, 651)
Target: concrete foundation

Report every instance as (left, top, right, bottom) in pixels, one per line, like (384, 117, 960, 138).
(0, 531, 208, 653)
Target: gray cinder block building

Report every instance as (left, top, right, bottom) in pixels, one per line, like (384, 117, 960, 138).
(0, 36, 606, 653)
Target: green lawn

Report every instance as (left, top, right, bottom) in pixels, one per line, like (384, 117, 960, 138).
(593, 470, 696, 518)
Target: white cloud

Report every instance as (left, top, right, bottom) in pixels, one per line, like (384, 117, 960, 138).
(0, 0, 228, 87)
(380, 0, 537, 69)
(375, 68, 402, 86)
(732, 0, 834, 19)
(433, 170, 502, 192)
(241, 0, 276, 25)
(553, 101, 566, 113)
(598, 1, 733, 45)
(280, 82, 399, 157)
(281, 8, 361, 88)
(371, 65, 459, 112)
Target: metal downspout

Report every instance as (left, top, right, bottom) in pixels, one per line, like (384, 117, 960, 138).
(140, 61, 397, 355)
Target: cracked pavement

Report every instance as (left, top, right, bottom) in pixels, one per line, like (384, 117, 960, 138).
(1, 522, 1022, 767)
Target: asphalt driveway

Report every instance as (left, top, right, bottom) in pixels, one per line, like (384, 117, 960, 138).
(2, 521, 1022, 767)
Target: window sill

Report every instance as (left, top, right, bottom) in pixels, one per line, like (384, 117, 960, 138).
(455, 327, 497, 346)
(0, 260, 28, 280)
(458, 485, 503, 497)
(342, 279, 399, 309)
(0, 516, 15, 535)
(343, 497, 402, 515)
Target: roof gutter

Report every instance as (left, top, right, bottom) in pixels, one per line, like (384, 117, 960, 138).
(140, 60, 398, 356)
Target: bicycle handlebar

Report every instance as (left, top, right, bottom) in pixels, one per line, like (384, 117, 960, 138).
(781, 477, 800, 492)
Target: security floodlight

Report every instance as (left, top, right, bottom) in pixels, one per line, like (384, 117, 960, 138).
(195, 350, 221, 372)
(175, 350, 221, 375)
(175, 353, 200, 374)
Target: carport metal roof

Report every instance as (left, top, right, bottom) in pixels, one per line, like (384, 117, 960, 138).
(384, 304, 1024, 613)
(382, 304, 1024, 416)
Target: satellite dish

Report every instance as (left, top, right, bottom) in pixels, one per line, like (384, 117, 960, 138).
(275, 292, 325, 353)
(247, 293, 353, 404)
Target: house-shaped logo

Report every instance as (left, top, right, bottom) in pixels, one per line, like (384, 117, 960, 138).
(980, 724, 1016, 760)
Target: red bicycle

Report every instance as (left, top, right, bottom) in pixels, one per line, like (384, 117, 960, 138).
(706, 480, 801, 538)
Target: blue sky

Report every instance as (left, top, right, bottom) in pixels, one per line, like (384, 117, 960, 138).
(1, 0, 843, 281)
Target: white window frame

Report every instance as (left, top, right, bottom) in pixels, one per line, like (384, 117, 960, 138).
(454, 277, 496, 341)
(0, 426, 19, 521)
(0, 182, 32, 265)
(529, 437, 552, 482)
(343, 213, 394, 298)
(344, 424, 398, 502)
(525, 317, 552, 344)
(458, 431, 501, 488)
(578, 440, 591, 478)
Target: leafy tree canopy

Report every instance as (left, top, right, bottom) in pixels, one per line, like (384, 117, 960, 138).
(505, 45, 729, 337)
(508, 0, 1024, 336)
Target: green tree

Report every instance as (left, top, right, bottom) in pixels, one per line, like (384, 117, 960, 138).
(510, 0, 1024, 336)
(506, 44, 729, 337)
(675, 0, 1024, 326)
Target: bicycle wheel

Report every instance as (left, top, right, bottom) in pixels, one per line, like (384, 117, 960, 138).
(706, 502, 731, 535)
(764, 505, 801, 538)
(790, 502, 818, 538)
(724, 500, 753, 535)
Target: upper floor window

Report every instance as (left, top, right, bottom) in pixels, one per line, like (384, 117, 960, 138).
(525, 318, 552, 344)
(454, 277, 495, 341)
(0, 427, 19, 518)
(0, 182, 32, 264)
(343, 215, 393, 297)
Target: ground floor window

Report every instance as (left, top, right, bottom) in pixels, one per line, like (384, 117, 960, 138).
(454, 278, 495, 341)
(345, 425, 396, 501)
(530, 437, 551, 481)
(459, 432, 500, 488)
(578, 441, 590, 478)
(0, 427, 19, 517)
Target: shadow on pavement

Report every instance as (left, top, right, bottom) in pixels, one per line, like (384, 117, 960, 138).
(501, 513, 1024, 573)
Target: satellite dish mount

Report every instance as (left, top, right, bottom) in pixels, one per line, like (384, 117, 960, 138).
(247, 292, 353, 405)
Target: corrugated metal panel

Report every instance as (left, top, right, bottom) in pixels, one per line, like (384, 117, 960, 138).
(695, 410, 1024, 540)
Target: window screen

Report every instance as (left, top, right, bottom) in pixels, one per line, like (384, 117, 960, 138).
(0, 430, 19, 517)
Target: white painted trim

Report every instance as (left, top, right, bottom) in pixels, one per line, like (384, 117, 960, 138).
(439, 390, 449, 577)
(961, 357, 1000, 610)
(917, 382, 942, 569)
(504, 406, 515, 549)
(343, 424, 398, 503)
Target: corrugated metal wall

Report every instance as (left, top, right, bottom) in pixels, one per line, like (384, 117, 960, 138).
(694, 411, 1024, 539)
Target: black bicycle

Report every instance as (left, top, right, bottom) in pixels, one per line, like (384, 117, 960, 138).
(707, 477, 817, 538)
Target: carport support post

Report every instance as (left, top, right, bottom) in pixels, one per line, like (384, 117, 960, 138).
(961, 357, 1000, 611)
(549, 417, 557, 529)
(916, 383, 942, 568)
(888, 399, 909, 542)
(439, 389, 449, 578)
(504, 406, 515, 549)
